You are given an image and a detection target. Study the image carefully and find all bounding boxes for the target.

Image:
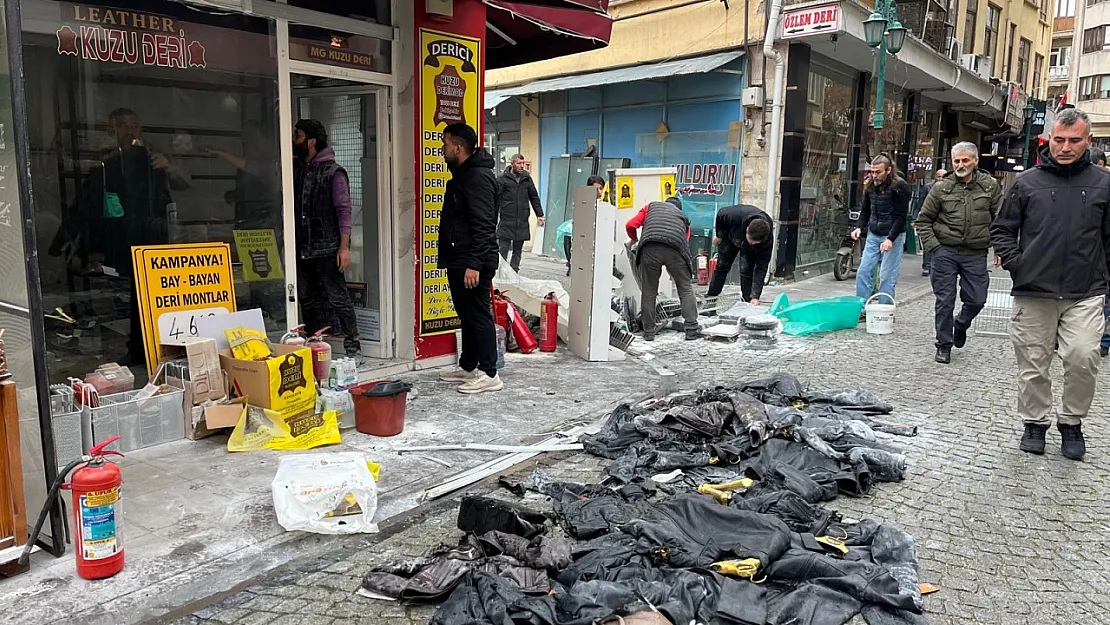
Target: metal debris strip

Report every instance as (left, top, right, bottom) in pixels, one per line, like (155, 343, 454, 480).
(971, 273, 1014, 337)
(397, 443, 585, 454)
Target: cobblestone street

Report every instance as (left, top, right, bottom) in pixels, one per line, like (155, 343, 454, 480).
(153, 273, 1110, 625)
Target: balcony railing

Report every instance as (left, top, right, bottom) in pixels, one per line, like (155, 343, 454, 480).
(1049, 65, 1070, 79)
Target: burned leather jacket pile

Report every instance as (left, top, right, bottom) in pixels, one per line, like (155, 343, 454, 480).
(362, 373, 928, 625)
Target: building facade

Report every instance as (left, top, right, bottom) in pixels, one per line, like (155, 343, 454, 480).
(0, 0, 610, 558)
(1052, 0, 1110, 140)
(487, 0, 1028, 279)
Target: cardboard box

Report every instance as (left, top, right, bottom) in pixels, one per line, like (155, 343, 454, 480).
(219, 344, 316, 420)
(174, 377, 240, 440)
(204, 397, 248, 429)
(161, 338, 227, 404)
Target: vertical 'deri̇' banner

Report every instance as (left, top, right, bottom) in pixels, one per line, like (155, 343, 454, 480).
(417, 28, 480, 336)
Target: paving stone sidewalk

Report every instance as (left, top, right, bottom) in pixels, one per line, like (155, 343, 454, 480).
(156, 285, 1110, 625)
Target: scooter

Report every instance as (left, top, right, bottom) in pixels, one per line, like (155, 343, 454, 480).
(833, 209, 863, 281)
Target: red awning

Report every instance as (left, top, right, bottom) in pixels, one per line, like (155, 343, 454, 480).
(484, 0, 613, 70)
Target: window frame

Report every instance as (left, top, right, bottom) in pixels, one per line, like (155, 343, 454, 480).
(1018, 38, 1031, 90)
(964, 0, 978, 55)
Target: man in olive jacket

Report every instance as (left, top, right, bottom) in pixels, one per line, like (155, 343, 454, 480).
(496, 154, 543, 272)
(991, 108, 1110, 461)
(916, 142, 1001, 364)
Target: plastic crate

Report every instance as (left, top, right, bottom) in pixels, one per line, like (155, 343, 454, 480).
(90, 374, 185, 452)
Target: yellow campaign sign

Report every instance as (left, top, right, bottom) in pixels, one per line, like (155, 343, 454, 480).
(660, 174, 677, 200)
(417, 28, 480, 336)
(132, 243, 236, 375)
(616, 176, 635, 209)
(233, 229, 284, 282)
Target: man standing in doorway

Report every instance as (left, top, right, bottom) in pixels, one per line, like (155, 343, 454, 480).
(991, 108, 1110, 461)
(705, 204, 774, 305)
(916, 143, 1001, 364)
(626, 196, 700, 341)
(437, 123, 503, 394)
(496, 154, 544, 272)
(911, 168, 946, 277)
(853, 155, 911, 300)
(292, 119, 360, 358)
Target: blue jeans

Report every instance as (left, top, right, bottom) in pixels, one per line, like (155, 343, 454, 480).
(1102, 297, 1110, 349)
(855, 232, 906, 300)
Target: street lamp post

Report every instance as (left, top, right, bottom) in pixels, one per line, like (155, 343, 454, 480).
(863, 0, 907, 130)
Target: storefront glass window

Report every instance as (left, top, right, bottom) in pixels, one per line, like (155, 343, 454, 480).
(635, 130, 740, 256)
(22, 0, 284, 383)
(797, 70, 854, 268)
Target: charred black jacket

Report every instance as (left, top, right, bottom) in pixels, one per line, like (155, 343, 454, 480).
(991, 146, 1110, 300)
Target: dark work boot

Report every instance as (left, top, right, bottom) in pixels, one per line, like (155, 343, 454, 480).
(934, 347, 951, 364)
(953, 322, 968, 349)
(1058, 424, 1086, 461)
(1020, 423, 1048, 455)
(685, 328, 701, 341)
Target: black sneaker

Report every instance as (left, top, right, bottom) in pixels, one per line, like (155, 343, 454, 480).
(685, 329, 701, 341)
(922, 268, 930, 277)
(1101, 345, 1109, 358)
(642, 333, 655, 342)
(1019, 423, 1048, 455)
(1058, 424, 1086, 461)
(953, 323, 968, 349)
(934, 347, 951, 364)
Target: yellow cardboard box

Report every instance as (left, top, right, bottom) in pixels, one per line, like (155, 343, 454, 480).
(219, 344, 316, 420)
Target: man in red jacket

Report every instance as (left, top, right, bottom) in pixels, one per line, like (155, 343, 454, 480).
(626, 197, 700, 341)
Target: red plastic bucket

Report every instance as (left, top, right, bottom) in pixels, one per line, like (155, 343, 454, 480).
(350, 380, 411, 437)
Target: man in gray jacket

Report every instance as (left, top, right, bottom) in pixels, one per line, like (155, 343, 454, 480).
(991, 108, 1110, 461)
(916, 143, 1001, 364)
(626, 197, 700, 341)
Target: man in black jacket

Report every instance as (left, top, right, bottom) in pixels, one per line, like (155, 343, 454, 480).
(626, 197, 700, 341)
(705, 204, 773, 305)
(853, 155, 911, 300)
(496, 154, 544, 272)
(436, 123, 503, 394)
(991, 108, 1110, 461)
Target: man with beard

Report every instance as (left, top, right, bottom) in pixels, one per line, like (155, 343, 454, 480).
(853, 155, 911, 300)
(991, 108, 1110, 461)
(915, 142, 1001, 364)
(292, 119, 360, 358)
(436, 123, 503, 394)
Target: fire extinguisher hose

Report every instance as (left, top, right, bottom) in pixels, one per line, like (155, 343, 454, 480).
(18, 457, 85, 565)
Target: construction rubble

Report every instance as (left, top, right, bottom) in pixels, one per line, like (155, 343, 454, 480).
(359, 373, 928, 625)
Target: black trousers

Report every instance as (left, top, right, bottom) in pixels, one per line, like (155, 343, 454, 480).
(498, 238, 525, 272)
(706, 239, 756, 300)
(930, 247, 988, 348)
(563, 237, 572, 271)
(446, 267, 497, 377)
(296, 256, 360, 355)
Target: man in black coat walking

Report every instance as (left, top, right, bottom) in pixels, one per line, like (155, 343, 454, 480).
(496, 154, 544, 272)
(706, 204, 774, 304)
(436, 124, 503, 394)
(991, 108, 1110, 461)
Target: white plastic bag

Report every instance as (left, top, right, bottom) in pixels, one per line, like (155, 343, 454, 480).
(271, 452, 379, 534)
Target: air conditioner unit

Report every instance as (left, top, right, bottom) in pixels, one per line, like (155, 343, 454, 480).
(960, 54, 992, 80)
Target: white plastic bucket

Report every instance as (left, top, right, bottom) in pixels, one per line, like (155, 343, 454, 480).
(865, 293, 896, 335)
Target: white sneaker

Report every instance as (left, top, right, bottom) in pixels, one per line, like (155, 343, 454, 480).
(458, 373, 504, 394)
(439, 368, 478, 383)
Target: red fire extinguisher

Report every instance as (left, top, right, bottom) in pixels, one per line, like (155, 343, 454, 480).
(696, 250, 710, 286)
(540, 292, 559, 352)
(708, 254, 719, 281)
(506, 298, 538, 354)
(19, 436, 126, 578)
(492, 289, 511, 338)
(307, 326, 333, 384)
(68, 436, 126, 580)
